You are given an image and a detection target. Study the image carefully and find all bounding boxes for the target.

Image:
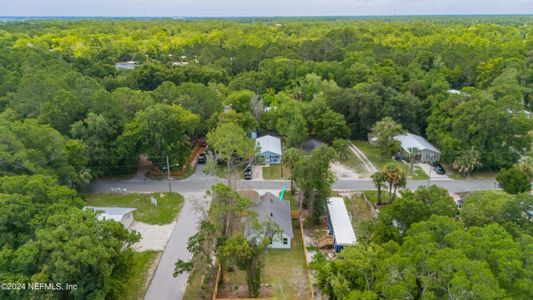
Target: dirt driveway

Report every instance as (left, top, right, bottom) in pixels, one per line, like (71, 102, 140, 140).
(131, 221, 176, 251)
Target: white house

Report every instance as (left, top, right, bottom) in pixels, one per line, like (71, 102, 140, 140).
(327, 197, 356, 253)
(245, 192, 293, 249)
(256, 135, 282, 164)
(114, 61, 138, 70)
(84, 206, 137, 228)
(393, 133, 441, 163)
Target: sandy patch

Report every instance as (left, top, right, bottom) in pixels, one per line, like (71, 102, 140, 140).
(131, 221, 176, 251)
(330, 161, 362, 179)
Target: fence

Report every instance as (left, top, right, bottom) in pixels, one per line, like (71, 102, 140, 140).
(360, 192, 378, 219)
(211, 213, 314, 300)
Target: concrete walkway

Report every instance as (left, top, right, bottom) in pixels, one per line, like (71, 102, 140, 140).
(144, 192, 211, 300)
(349, 143, 378, 174)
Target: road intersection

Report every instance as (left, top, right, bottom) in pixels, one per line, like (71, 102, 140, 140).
(85, 165, 498, 300)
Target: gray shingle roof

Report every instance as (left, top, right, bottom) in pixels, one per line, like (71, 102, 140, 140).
(246, 192, 293, 238)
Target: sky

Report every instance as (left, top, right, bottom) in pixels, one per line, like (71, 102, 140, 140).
(0, 0, 532, 17)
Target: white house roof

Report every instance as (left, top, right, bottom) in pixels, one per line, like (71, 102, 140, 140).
(256, 135, 282, 155)
(393, 133, 440, 154)
(327, 197, 356, 246)
(84, 206, 136, 222)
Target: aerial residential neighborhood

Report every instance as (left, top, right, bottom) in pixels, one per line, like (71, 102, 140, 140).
(1, 2, 533, 300)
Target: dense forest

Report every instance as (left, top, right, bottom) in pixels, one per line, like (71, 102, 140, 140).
(0, 16, 533, 299)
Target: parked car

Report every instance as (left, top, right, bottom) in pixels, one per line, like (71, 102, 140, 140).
(244, 169, 252, 180)
(432, 162, 446, 175)
(244, 162, 252, 172)
(198, 153, 207, 164)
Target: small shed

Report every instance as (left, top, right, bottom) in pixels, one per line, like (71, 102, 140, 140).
(326, 197, 356, 253)
(393, 133, 440, 163)
(245, 192, 293, 249)
(84, 206, 137, 228)
(256, 135, 282, 164)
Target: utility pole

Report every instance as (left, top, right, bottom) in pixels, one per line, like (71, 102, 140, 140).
(166, 156, 172, 193)
(427, 166, 432, 187)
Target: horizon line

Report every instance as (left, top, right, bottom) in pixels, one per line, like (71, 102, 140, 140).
(1, 13, 533, 18)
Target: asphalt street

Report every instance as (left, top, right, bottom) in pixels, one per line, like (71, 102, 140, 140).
(84, 165, 498, 300)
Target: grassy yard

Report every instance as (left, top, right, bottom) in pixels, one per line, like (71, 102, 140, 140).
(222, 220, 310, 299)
(122, 251, 161, 300)
(363, 190, 391, 205)
(262, 164, 291, 180)
(344, 194, 375, 233)
(352, 140, 428, 180)
(83, 192, 184, 225)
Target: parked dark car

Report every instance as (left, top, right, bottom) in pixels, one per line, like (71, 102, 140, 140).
(198, 153, 207, 164)
(244, 169, 252, 180)
(244, 162, 252, 172)
(432, 162, 446, 175)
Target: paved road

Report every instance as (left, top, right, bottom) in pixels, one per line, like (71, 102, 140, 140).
(144, 192, 210, 300)
(87, 177, 498, 195)
(85, 165, 497, 300)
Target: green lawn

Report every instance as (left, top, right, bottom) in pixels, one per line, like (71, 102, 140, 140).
(344, 195, 375, 232)
(352, 140, 428, 180)
(224, 220, 310, 299)
(83, 192, 184, 225)
(262, 164, 291, 180)
(363, 190, 391, 205)
(122, 251, 160, 300)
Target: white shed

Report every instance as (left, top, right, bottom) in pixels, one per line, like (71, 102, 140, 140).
(327, 197, 356, 253)
(84, 206, 137, 228)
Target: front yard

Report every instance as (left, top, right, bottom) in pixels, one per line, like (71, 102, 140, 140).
(83, 192, 184, 225)
(262, 164, 291, 180)
(122, 250, 161, 300)
(352, 140, 429, 180)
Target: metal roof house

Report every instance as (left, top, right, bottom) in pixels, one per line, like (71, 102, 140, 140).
(393, 133, 440, 163)
(256, 135, 282, 164)
(327, 197, 356, 253)
(245, 192, 293, 249)
(84, 206, 137, 228)
(114, 61, 138, 70)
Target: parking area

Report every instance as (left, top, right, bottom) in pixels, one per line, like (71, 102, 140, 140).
(416, 163, 451, 180)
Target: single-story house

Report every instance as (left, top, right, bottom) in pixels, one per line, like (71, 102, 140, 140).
(301, 138, 325, 154)
(245, 192, 293, 249)
(84, 206, 137, 228)
(393, 133, 440, 163)
(327, 197, 356, 253)
(256, 135, 282, 164)
(114, 61, 138, 70)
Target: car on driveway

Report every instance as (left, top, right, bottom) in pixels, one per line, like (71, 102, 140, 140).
(432, 162, 446, 175)
(198, 153, 207, 164)
(244, 169, 252, 180)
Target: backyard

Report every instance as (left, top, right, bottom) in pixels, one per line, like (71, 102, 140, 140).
(218, 220, 311, 299)
(352, 140, 428, 180)
(83, 192, 184, 225)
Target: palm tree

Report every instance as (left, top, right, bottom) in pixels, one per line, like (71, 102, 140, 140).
(283, 148, 300, 194)
(382, 163, 407, 202)
(371, 171, 386, 205)
(452, 147, 482, 178)
(407, 147, 420, 178)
